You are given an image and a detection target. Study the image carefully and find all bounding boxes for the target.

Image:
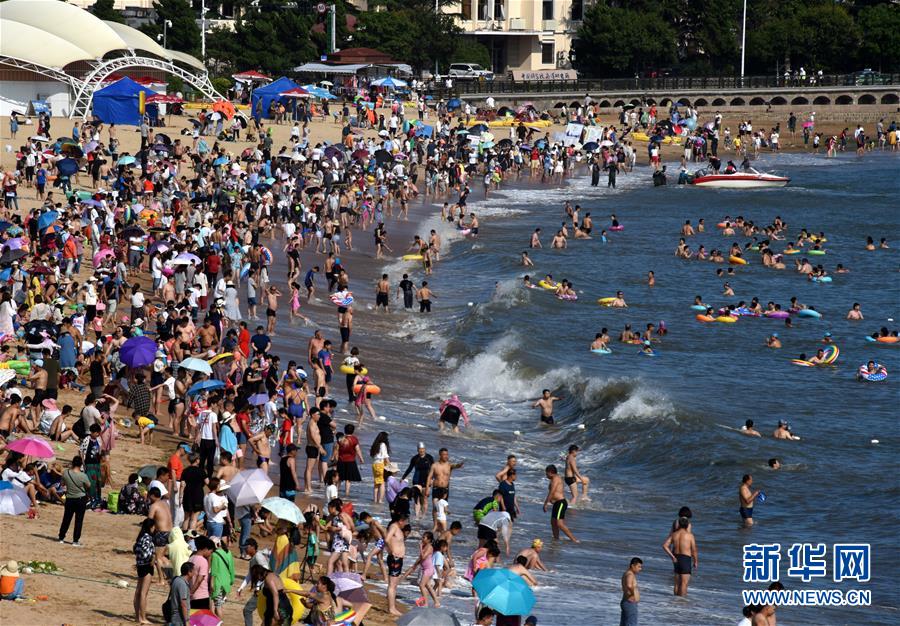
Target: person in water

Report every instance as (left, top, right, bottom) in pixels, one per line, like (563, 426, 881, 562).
(741, 419, 762, 437)
(532, 389, 560, 426)
(766, 333, 781, 348)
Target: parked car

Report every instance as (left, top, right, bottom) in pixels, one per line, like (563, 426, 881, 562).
(448, 63, 494, 80)
(852, 69, 887, 85)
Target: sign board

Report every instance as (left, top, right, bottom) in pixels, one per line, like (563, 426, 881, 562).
(511, 69, 577, 82)
(583, 126, 604, 145)
(562, 122, 584, 146)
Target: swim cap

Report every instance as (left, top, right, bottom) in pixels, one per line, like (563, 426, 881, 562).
(772, 333, 778, 338)
(532, 539, 543, 548)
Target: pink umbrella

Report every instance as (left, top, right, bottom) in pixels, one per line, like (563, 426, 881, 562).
(93, 248, 116, 265)
(6, 436, 55, 458)
(802, 121, 814, 128)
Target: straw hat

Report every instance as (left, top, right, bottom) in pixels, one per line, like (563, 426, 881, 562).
(0, 561, 19, 576)
(383, 462, 400, 474)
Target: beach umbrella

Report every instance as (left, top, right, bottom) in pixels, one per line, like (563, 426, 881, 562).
(0, 221, 12, 233)
(60, 143, 83, 158)
(137, 464, 159, 482)
(455, 128, 470, 135)
(175, 252, 201, 265)
(92, 249, 116, 266)
(582, 141, 599, 152)
(351, 149, 369, 160)
(0, 485, 31, 515)
(248, 393, 269, 406)
(6, 436, 55, 458)
(234, 112, 248, 128)
(323, 145, 344, 160)
(233, 70, 272, 82)
(80, 199, 102, 208)
(280, 87, 311, 98)
(373, 149, 392, 165)
(180, 357, 213, 375)
(84, 140, 99, 154)
(472, 568, 535, 616)
(378, 129, 390, 138)
(497, 138, 513, 148)
(151, 143, 171, 154)
(398, 608, 462, 626)
(0, 249, 27, 266)
(228, 469, 273, 506)
(148, 241, 170, 255)
(212, 156, 230, 167)
(30, 135, 50, 142)
(119, 336, 158, 368)
(189, 609, 222, 626)
(212, 99, 235, 120)
(261, 497, 302, 524)
(188, 118, 203, 128)
(120, 225, 146, 239)
(117, 155, 136, 166)
(37, 211, 59, 232)
(207, 352, 233, 366)
(188, 380, 225, 396)
(469, 123, 489, 134)
(447, 98, 461, 110)
(371, 76, 408, 89)
(0, 370, 15, 387)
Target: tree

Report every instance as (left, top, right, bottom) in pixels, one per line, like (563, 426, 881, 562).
(141, 0, 201, 56)
(857, 3, 900, 72)
(91, 0, 125, 23)
(573, 1, 676, 77)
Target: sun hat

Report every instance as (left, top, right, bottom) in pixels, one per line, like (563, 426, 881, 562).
(0, 561, 19, 576)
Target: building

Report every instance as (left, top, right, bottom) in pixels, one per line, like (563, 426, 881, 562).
(65, 0, 156, 25)
(449, 0, 587, 76)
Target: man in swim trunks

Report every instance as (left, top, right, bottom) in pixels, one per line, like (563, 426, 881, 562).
(385, 515, 411, 616)
(148, 486, 174, 581)
(532, 389, 560, 425)
(663, 516, 696, 596)
(741, 419, 762, 437)
(426, 447, 463, 509)
(564, 445, 590, 504)
(416, 281, 434, 313)
(543, 465, 579, 543)
(248, 425, 274, 472)
(375, 274, 390, 312)
(516, 539, 549, 571)
(265, 286, 282, 335)
(739, 474, 760, 528)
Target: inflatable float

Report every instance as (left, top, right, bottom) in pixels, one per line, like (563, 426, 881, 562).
(797, 309, 822, 319)
(865, 335, 899, 344)
(729, 255, 748, 265)
(339, 364, 368, 375)
(590, 348, 612, 355)
(537, 280, 557, 290)
(402, 254, 424, 261)
(598, 297, 616, 306)
(857, 363, 888, 382)
(353, 383, 381, 395)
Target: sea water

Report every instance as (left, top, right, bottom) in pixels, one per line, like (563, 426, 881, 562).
(273, 152, 899, 624)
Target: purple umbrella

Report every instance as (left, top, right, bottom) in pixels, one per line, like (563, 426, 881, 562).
(248, 393, 269, 406)
(148, 240, 171, 255)
(119, 336, 158, 368)
(3, 238, 25, 251)
(175, 252, 201, 265)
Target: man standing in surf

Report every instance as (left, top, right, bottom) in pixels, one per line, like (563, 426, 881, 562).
(739, 474, 761, 528)
(543, 465, 579, 543)
(532, 389, 560, 426)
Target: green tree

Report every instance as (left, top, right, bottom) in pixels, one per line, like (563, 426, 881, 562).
(857, 3, 900, 72)
(573, 1, 676, 77)
(91, 0, 125, 23)
(141, 0, 201, 56)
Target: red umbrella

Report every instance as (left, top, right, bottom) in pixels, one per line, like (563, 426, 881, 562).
(279, 87, 311, 99)
(232, 70, 271, 82)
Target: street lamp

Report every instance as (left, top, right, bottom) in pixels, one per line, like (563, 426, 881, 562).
(201, 1, 209, 61)
(156, 19, 173, 48)
(740, 0, 747, 83)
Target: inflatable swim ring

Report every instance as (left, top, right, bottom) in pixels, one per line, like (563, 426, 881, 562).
(807, 250, 826, 256)
(402, 254, 424, 261)
(715, 316, 738, 323)
(458, 228, 472, 236)
(260, 246, 273, 265)
(690, 304, 708, 312)
(823, 346, 839, 363)
(0, 360, 31, 374)
(812, 276, 832, 283)
(638, 350, 657, 357)
(329, 291, 354, 307)
(609, 225, 624, 232)
(696, 314, 715, 322)
(716, 222, 728, 228)
(729, 255, 748, 265)
(208, 352, 233, 365)
(791, 359, 816, 367)
(876, 336, 899, 344)
(797, 309, 822, 319)
(339, 365, 368, 375)
(857, 363, 888, 382)
(765, 311, 790, 319)
(240, 263, 251, 280)
(537, 280, 557, 290)
(353, 383, 381, 395)
(598, 297, 616, 306)
(590, 348, 612, 354)
(557, 294, 578, 301)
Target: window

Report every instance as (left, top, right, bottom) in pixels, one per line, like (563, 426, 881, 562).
(570, 0, 583, 21)
(477, 0, 488, 20)
(461, 0, 472, 20)
(541, 42, 554, 65)
(542, 0, 554, 20)
(494, 0, 505, 20)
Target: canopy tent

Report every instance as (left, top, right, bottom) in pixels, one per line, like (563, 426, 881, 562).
(292, 62, 413, 76)
(250, 76, 300, 120)
(91, 77, 155, 126)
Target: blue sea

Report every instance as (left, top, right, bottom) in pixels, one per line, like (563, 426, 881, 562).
(274, 151, 899, 625)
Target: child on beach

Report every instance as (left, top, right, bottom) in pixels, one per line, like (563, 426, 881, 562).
(289, 282, 310, 324)
(432, 487, 449, 534)
(403, 532, 439, 607)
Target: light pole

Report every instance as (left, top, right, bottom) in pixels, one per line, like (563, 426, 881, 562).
(740, 0, 747, 83)
(157, 19, 172, 48)
(201, 0, 209, 62)
(434, 0, 439, 79)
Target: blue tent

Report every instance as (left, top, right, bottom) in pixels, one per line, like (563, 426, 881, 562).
(251, 77, 300, 121)
(92, 77, 154, 126)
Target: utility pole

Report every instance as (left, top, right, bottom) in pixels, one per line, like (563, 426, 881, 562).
(201, 0, 208, 62)
(435, 0, 439, 79)
(330, 3, 336, 54)
(740, 0, 747, 84)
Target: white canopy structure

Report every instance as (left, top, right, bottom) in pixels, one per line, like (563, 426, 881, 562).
(0, 0, 217, 119)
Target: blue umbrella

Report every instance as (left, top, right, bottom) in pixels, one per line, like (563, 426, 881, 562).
(469, 123, 489, 134)
(118, 155, 136, 166)
(471, 568, 535, 616)
(56, 158, 79, 177)
(213, 156, 229, 166)
(371, 76, 408, 89)
(188, 380, 225, 396)
(261, 496, 302, 524)
(447, 98, 461, 110)
(0, 221, 13, 233)
(583, 141, 599, 151)
(248, 393, 269, 406)
(118, 336, 158, 368)
(37, 211, 59, 231)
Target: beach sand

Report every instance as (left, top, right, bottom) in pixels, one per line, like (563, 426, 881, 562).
(0, 101, 887, 625)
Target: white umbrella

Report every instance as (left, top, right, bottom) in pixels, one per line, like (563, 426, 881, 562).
(179, 357, 213, 375)
(0, 486, 31, 515)
(0, 370, 16, 387)
(228, 469, 274, 506)
(261, 497, 302, 524)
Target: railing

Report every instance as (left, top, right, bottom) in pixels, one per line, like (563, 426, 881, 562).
(436, 73, 900, 97)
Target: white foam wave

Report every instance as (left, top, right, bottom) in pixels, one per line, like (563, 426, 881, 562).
(607, 386, 676, 422)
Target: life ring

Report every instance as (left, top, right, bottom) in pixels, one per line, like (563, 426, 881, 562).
(784, 249, 801, 255)
(729, 255, 748, 265)
(690, 304, 707, 311)
(609, 225, 624, 231)
(329, 291, 354, 307)
(696, 314, 715, 322)
(797, 309, 822, 319)
(557, 294, 578, 301)
(598, 297, 616, 306)
(716, 222, 728, 228)
(0, 360, 30, 374)
(715, 316, 737, 323)
(590, 348, 611, 354)
(823, 346, 839, 363)
(791, 359, 816, 367)
(812, 276, 832, 283)
(765, 311, 790, 319)
(807, 250, 826, 256)
(339, 365, 367, 375)
(260, 246, 273, 265)
(353, 383, 381, 395)
(402, 254, 424, 261)
(857, 363, 888, 382)
(537, 280, 557, 290)
(876, 336, 899, 344)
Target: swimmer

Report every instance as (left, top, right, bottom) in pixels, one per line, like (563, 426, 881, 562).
(865, 236, 876, 251)
(564, 445, 590, 504)
(807, 349, 827, 365)
(647, 271, 655, 287)
(532, 389, 560, 426)
(681, 220, 695, 237)
(639, 340, 655, 355)
(693, 295, 707, 308)
(522, 275, 535, 289)
(766, 333, 781, 349)
(835, 264, 849, 273)
(768, 458, 781, 470)
(697, 219, 705, 233)
(590, 333, 609, 351)
(723, 282, 734, 296)
(773, 420, 799, 440)
(530, 228, 542, 249)
(741, 419, 762, 437)
(822, 332, 833, 344)
(551, 231, 567, 249)
(521, 251, 534, 268)
(880, 237, 889, 249)
(846, 303, 864, 320)
(610, 291, 627, 308)
(573, 226, 591, 239)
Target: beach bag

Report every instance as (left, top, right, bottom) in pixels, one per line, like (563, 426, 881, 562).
(107, 490, 120, 513)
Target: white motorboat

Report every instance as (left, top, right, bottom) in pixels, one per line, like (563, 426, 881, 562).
(690, 167, 790, 189)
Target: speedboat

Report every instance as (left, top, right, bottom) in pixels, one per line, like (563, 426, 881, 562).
(690, 167, 790, 189)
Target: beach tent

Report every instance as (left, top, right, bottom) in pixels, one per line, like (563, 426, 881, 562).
(92, 77, 155, 126)
(250, 77, 300, 121)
